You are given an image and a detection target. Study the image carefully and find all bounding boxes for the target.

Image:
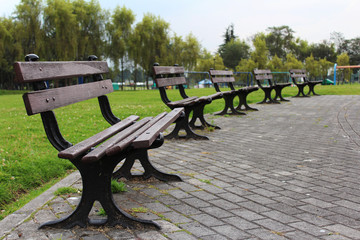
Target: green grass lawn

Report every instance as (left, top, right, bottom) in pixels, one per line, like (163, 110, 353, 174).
(0, 83, 359, 219)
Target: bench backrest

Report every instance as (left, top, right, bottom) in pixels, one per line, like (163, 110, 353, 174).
(209, 69, 235, 92)
(289, 69, 307, 78)
(14, 61, 111, 115)
(253, 69, 273, 87)
(14, 56, 120, 151)
(153, 65, 189, 104)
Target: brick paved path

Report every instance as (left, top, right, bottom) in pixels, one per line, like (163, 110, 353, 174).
(2, 95, 360, 239)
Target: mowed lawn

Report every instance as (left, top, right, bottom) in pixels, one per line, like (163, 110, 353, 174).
(0, 84, 358, 219)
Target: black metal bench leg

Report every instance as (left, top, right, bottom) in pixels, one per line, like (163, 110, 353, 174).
(274, 87, 289, 101)
(189, 103, 220, 129)
(293, 85, 309, 97)
(39, 156, 159, 229)
(113, 147, 182, 182)
(258, 88, 280, 104)
(165, 108, 209, 140)
(236, 92, 258, 111)
(216, 95, 246, 115)
(307, 83, 320, 96)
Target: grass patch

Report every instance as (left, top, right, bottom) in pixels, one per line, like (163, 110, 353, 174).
(54, 187, 79, 196)
(111, 179, 127, 193)
(0, 84, 359, 218)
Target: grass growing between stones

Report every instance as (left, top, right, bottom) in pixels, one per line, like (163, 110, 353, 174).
(0, 83, 359, 219)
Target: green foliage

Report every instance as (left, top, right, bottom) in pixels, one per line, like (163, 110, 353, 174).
(98, 208, 107, 216)
(220, 39, 250, 70)
(111, 179, 127, 193)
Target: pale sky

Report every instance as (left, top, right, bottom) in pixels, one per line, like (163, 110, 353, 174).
(1, 0, 359, 53)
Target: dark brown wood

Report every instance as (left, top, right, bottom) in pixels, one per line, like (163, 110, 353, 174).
(132, 108, 184, 148)
(81, 117, 152, 163)
(253, 69, 271, 74)
(23, 79, 113, 115)
(291, 73, 306, 78)
(155, 76, 187, 88)
(58, 115, 140, 160)
(209, 70, 233, 76)
(211, 77, 235, 83)
(289, 69, 305, 74)
(14, 61, 109, 83)
(153, 66, 185, 75)
(106, 112, 168, 156)
(254, 74, 273, 80)
(166, 96, 198, 107)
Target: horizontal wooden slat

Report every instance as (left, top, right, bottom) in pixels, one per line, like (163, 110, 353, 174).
(81, 117, 152, 163)
(289, 69, 306, 74)
(254, 74, 273, 80)
(106, 112, 168, 156)
(211, 77, 235, 83)
(14, 61, 109, 83)
(132, 108, 184, 149)
(23, 79, 113, 115)
(254, 69, 271, 74)
(58, 115, 139, 160)
(155, 76, 187, 88)
(291, 74, 306, 78)
(153, 66, 184, 75)
(166, 96, 198, 107)
(209, 70, 233, 76)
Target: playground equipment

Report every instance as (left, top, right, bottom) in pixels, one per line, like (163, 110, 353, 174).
(334, 64, 360, 85)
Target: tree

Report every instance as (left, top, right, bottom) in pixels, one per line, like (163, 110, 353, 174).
(291, 38, 310, 62)
(265, 25, 295, 59)
(284, 53, 303, 70)
(43, 0, 78, 60)
(251, 35, 269, 69)
(73, 0, 106, 60)
(180, 33, 201, 71)
(310, 40, 336, 62)
(131, 14, 170, 89)
(106, 6, 135, 88)
(236, 59, 257, 73)
(219, 39, 250, 70)
(336, 53, 351, 83)
(305, 54, 320, 80)
(14, 0, 43, 56)
(318, 58, 332, 80)
(267, 54, 284, 72)
(0, 17, 22, 89)
(339, 37, 360, 65)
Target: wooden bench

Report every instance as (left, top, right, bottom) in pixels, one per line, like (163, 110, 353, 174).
(290, 69, 322, 96)
(254, 69, 291, 103)
(209, 69, 259, 114)
(14, 54, 184, 230)
(289, 69, 310, 97)
(153, 64, 222, 140)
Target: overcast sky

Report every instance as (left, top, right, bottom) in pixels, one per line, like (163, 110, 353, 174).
(1, 0, 359, 53)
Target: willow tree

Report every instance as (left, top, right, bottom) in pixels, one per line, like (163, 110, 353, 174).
(73, 0, 106, 60)
(43, 0, 78, 60)
(14, 0, 43, 57)
(131, 14, 170, 89)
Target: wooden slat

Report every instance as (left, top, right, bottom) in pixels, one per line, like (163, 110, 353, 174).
(153, 66, 184, 75)
(291, 74, 306, 78)
(58, 115, 139, 160)
(14, 61, 109, 83)
(209, 70, 233, 76)
(211, 77, 235, 83)
(254, 74, 273, 80)
(81, 117, 152, 163)
(106, 112, 168, 156)
(289, 69, 305, 74)
(254, 69, 271, 74)
(155, 76, 187, 88)
(23, 79, 113, 115)
(166, 96, 198, 107)
(132, 108, 184, 149)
